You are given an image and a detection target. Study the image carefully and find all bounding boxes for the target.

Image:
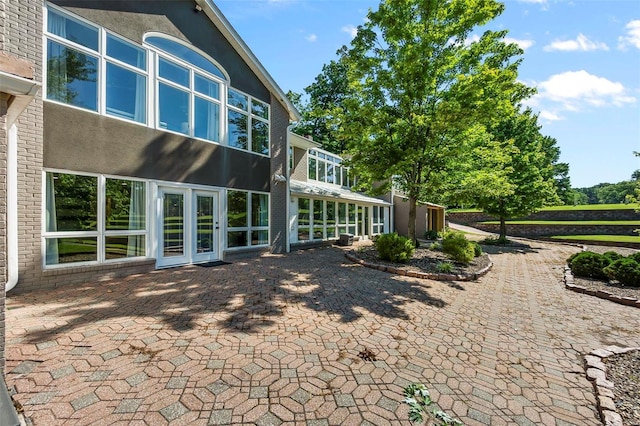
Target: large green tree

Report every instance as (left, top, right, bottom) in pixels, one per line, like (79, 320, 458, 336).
(339, 0, 532, 242)
(289, 59, 352, 154)
(461, 109, 560, 239)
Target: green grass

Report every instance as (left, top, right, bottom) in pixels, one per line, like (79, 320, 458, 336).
(551, 235, 640, 243)
(448, 204, 638, 213)
(481, 220, 640, 226)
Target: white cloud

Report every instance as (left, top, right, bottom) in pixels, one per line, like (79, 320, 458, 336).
(538, 110, 563, 121)
(543, 34, 609, 52)
(342, 25, 358, 39)
(504, 37, 535, 50)
(531, 70, 635, 118)
(305, 33, 317, 42)
(517, 0, 549, 11)
(618, 20, 640, 50)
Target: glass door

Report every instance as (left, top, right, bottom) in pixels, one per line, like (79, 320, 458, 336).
(158, 188, 188, 267)
(193, 191, 218, 263)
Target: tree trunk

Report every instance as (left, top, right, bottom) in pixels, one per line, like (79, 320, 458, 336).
(499, 216, 507, 240)
(408, 195, 417, 244)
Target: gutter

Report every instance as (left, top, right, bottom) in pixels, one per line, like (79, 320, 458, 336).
(1, 70, 41, 292)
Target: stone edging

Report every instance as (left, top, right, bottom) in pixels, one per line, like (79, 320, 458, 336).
(344, 252, 493, 281)
(584, 345, 639, 426)
(564, 266, 640, 309)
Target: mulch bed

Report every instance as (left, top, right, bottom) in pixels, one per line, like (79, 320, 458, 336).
(603, 350, 640, 426)
(352, 243, 491, 277)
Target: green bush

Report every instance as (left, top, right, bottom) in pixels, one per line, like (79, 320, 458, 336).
(570, 251, 610, 280)
(603, 258, 640, 287)
(473, 242, 483, 257)
(602, 251, 623, 263)
(442, 231, 475, 264)
(628, 252, 640, 264)
(436, 261, 454, 273)
(424, 230, 440, 240)
(430, 241, 442, 251)
(566, 252, 581, 265)
(375, 233, 415, 263)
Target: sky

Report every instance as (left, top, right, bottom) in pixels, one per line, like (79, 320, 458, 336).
(216, 0, 640, 188)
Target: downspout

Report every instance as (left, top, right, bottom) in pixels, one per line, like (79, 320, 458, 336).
(5, 124, 18, 292)
(285, 124, 297, 253)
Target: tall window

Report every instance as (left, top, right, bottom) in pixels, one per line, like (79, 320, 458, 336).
(44, 5, 271, 156)
(46, 6, 147, 123)
(227, 88, 270, 155)
(372, 206, 386, 234)
(308, 149, 350, 186)
(44, 172, 147, 266)
(227, 190, 269, 248)
(296, 199, 338, 241)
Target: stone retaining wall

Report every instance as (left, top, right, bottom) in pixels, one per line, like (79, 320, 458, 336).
(449, 208, 639, 224)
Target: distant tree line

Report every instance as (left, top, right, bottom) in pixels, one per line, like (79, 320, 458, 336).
(568, 175, 639, 205)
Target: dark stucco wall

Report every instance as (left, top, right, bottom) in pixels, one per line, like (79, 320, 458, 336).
(44, 103, 270, 192)
(50, 0, 269, 102)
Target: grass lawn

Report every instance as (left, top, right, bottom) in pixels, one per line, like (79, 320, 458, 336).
(551, 235, 640, 243)
(480, 220, 640, 226)
(449, 204, 638, 213)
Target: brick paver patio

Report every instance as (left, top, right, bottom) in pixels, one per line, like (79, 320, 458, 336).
(5, 241, 640, 425)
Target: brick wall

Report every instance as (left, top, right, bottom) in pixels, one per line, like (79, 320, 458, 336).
(270, 95, 289, 254)
(448, 208, 640, 225)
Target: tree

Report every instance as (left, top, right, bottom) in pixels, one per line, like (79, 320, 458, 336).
(462, 109, 560, 240)
(289, 60, 353, 154)
(339, 0, 532, 242)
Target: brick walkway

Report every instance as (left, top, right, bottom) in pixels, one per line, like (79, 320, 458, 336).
(5, 241, 640, 425)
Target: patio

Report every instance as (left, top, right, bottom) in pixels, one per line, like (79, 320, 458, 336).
(5, 241, 640, 425)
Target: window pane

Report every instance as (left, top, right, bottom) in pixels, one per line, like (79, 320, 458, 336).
(298, 198, 309, 226)
(373, 206, 379, 221)
(158, 83, 189, 134)
(228, 110, 248, 150)
(251, 193, 269, 227)
(326, 162, 334, 184)
(313, 227, 324, 240)
(227, 191, 247, 227)
(348, 204, 356, 223)
(318, 161, 326, 182)
(48, 8, 98, 51)
(196, 195, 215, 254)
(326, 202, 336, 225)
(228, 88, 248, 111)
(47, 40, 98, 111)
(327, 227, 336, 238)
(338, 226, 347, 234)
(194, 96, 220, 142)
(195, 74, 219, 98)
(335, 166, 341, 185)
(308, 157, 316, 180)
(313, 200, 324, 225)
(228, 231, 248, 248)
(105, 235, 146, 259)
(46, 172, 97, 232)
(105, 179, 146, 230)
(163, 193, 184, 257)
(348, 226, 356, 235)
(251, 230, 269, 246)
(45, 237, 97, 265)
(338, 203, 346, 224)
(251, 100, 268, 119)
(146, 36, 226, 79)
(251, 119, 269, 155)
(106, 63, 146, 123)
(107, 33, 146, 69)
(159, 57, 189, 87)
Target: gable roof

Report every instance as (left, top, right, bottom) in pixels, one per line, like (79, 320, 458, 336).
(196, 0, 300, 121)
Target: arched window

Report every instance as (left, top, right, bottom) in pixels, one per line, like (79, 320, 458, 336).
(145, 34, 227, 143)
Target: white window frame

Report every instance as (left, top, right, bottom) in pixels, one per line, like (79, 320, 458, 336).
(226, 189, 270, 250)
(307, 149, 350, 187)
(42, 169, 150, 269)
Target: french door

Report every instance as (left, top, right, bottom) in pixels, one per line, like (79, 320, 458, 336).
(157, 187, 219, 268)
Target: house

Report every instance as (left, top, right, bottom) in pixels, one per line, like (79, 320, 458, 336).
(287, 133, 391, 247)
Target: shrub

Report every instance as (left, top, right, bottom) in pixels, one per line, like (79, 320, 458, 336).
(442, 231, 475, 264)
(602, 251, 623, 263)
(473, 242, 483, 257)
(430, 241, 442, 251)
(375, 233, 415, 263)
(436, 261, 454, 273)
(603, 258, 640, 287)
(566, 252, 581, 265)
(480, 236, 510, 245)
(628, 252, 640, 264)
(570, 251, 610, 280)
(424, 229, 440, 240)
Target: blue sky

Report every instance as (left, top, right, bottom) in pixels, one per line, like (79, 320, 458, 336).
(216, 0, 640, 188)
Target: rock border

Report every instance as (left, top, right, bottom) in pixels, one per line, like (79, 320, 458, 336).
(584, 345, 640, 426)
(344, 252, 493, 281)
(564, 266, 640, 309)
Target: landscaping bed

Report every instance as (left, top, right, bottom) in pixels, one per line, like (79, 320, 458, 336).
(352, 243, 491, 278)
